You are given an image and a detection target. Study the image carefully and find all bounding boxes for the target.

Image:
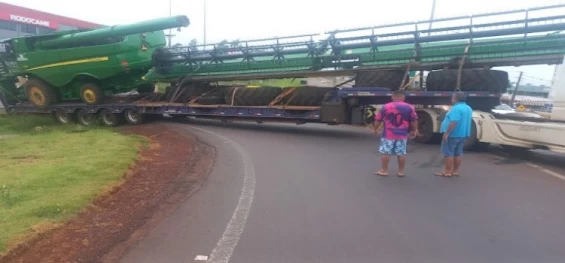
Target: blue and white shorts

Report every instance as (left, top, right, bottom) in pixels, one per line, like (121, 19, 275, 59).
(379, 138, 408, 156)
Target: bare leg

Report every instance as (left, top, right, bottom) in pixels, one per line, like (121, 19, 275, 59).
(376, 154, 391, 176)
(452, 157, 462, 175)
(443, 157, 454, 176)
(397, 155, 406, 176)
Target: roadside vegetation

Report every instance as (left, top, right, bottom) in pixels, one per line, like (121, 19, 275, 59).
(0, 114, 145, 254)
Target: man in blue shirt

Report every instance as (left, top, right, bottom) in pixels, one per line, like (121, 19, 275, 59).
(436, 92, 473, 177)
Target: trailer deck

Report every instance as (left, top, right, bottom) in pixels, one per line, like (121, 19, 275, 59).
(5, 88, 502, 123)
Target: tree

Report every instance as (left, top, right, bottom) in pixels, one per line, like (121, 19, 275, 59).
(189, 39, 199, 51)
(230, 39, 242, 48)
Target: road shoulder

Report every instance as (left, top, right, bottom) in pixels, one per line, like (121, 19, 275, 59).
(0, 123, 215, 263)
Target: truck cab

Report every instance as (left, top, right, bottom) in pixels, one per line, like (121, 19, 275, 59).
(549, 57, 565, 122)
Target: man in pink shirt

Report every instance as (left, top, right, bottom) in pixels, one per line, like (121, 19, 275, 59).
(372, 91, 419, 177)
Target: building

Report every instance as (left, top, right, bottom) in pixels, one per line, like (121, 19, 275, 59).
(506, 84, 551, 98)
(0, 3, 103, 110)
(0, 2, 103, 39)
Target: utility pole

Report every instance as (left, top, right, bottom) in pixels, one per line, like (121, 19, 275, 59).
(203, 0, 207, 45)
(427, 0, 437, 36)
(510, 71, 523, 107)
(165, 0, 175, 47)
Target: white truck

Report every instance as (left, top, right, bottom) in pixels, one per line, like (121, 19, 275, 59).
(412, 61, 565, 154)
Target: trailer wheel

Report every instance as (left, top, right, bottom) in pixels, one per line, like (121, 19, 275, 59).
(413, 111, 441, 144)
(25, 79, 59, 109)
(80, 83, 104, 104)
(76, 109, 97, 126)
(123, 108, 144, 125)
(99, 109, 123, 127)
(53, 109, 76, 124)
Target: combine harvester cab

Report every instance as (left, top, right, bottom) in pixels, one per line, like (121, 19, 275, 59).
(0, 15, 189, 109)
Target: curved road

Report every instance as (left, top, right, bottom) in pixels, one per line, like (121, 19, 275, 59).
(120, 119, 565, 263)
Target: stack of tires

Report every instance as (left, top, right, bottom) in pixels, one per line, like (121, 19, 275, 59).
(280, 87, 332, 106)
(224, 86, 282, 106)
(163, 82, 215, 103)
(425, 69, 509, 93)
(162, 81, 335, 107)
(354, 70, 408, 90)
(223, 86, 332, 107)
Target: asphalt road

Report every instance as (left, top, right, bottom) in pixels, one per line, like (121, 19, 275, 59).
(120, 119, 565, 263)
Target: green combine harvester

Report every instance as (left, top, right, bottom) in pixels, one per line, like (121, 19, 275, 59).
(2, 5, 565, 110)
(0, 15, 189, 108)
(144, 4, 565, 107)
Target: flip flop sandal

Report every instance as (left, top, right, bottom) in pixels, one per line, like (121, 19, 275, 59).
(397, 173, 406, 177)
(452, 173, 460, 176)
(435, 172, 452, 177)
(374, 171, 388, 177)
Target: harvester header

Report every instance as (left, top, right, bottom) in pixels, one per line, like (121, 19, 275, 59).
(35, 15, 190, 49)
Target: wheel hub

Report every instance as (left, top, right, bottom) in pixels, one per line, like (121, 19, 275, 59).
(127, 111, 138, 121)
(83, 89, 96, 103)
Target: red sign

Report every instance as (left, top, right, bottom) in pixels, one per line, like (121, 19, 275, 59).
(0, 3, 103, 30)
(9, 14, 53, 28)
(0, 10, 59, 29)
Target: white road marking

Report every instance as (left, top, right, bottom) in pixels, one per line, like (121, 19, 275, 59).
(526, 162, 565, 181)
(188, 126, 256, 263)
(195, 255, 209, 261)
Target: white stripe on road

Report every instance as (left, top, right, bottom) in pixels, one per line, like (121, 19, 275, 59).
(526, 162, 565, 181)
(188, 126, 256, 263)
(195, 255, 209, 261)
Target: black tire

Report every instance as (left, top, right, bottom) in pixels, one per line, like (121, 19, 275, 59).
(225, 87, 283, 106)
(224, 87, 239, 105)
(137, 83, 156, 94)
(197, 96, 227, 105)
(463, 120, 490, 151)
(25, 79, 59, 109)
(206, 85, 230, 97)
(99, 109, 123, 127)
(80, 83, 104, 104)
(53, 109, 76, 124)
(354, 70, 407, 90)
(123, 108, 144, 125)
(165, 82, 212, 102)
(76, 109, 97, 126)
(282, 87, 331, 106)
(413, 111, 441, 144)
(426, 69, 509, 93)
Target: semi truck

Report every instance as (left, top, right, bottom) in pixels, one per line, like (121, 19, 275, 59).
(1, 5, 564, 154)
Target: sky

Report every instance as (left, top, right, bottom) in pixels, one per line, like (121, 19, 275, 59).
(4, 0, 565, 84)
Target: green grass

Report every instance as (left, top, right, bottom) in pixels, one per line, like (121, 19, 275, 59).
(0, 115, 145, 253)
